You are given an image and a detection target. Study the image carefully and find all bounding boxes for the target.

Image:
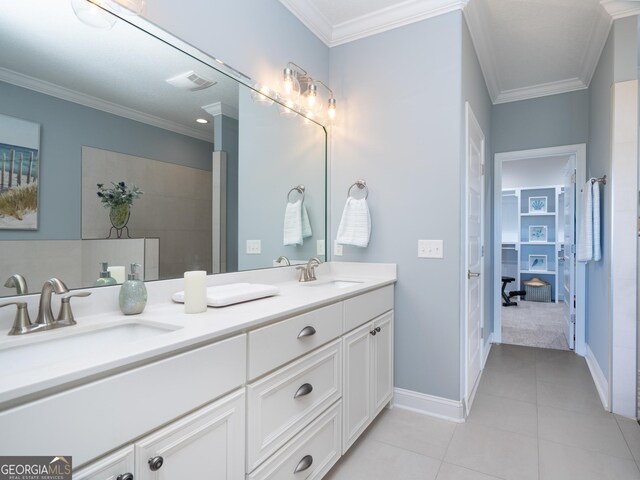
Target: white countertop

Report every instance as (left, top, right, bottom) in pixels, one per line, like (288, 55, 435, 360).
(0, 262, 396, 409)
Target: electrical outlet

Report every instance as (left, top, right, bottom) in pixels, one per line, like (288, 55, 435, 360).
(334, 241, 343, 256)
(317, 239, 325, 255)
(246, 239, 261, 254)
(418, 239, 443, 259)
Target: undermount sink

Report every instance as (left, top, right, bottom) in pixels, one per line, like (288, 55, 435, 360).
(302, 279, 364, 288)
(0, 322, 180, 376)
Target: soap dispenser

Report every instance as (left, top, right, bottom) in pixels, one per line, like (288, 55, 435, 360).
(119, 263, 147, 315)
(94, 262, 117, 287)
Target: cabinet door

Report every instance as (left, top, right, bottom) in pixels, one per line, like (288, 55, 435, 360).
(74, 446, 135, 480)
(342, 321, 373, 453)
(135, 389, 245, 480)
(372, 312, 394, 416)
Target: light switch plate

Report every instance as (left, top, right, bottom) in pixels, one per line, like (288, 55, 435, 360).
(334, 241, 343, 256)
(246, 239, 261, 254)
(418, 239, 443, 258)
(317, 239, 325, 255)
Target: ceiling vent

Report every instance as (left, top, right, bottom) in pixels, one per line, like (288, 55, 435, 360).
(166, 71, 217, 91)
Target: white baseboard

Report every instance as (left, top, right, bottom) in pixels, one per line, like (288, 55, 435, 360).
(393, 387, 465, 423)
(585, 344, 610, 411)
(482, 333, 493, 368)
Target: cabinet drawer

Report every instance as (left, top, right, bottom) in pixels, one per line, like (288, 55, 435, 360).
(248, 303, 342, 380)
(247, 340, 341, 471)
(74, 445, 134, 479)
(247, 401, 342, 480)
(0, 334, 246, 466)
(343, 285, 393, 332)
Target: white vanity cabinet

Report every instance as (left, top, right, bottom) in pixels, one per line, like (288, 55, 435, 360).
(74, 446, 135, 480)
(342, 309, 394, 453)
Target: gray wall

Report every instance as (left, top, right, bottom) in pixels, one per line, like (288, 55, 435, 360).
(330, 12, 465, 401)
(462, 17, 493, 364)
(0, 81, 214, 241)
(492, 90, 589, 155)
(586, 16, 639, 380)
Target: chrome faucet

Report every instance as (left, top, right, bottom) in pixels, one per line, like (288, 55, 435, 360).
(4, 274, 28, 295)
(35, 278, 69, 328)
(296, 257, 322, 282)
(276, 256, 291, 266)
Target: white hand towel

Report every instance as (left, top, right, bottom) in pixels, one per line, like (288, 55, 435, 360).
(336, 197, 371, 248)
(577, 181, 594, 262)
(302, 204, 312, 239)
(283, 200, 303, 246)
(592, 181, 601, 261)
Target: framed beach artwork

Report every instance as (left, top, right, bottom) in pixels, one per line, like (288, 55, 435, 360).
(528, 225, 547, 242)
(529, 255, 548, 272)
(528, 196, 547, 213)
(0, 114, 40, 230)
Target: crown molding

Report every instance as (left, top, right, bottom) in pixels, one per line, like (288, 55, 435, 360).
(580, 6, 613, 89)
(600, 0, 640, 19)
(463, 1, 499, 103)
(494, 78, 588, 104)
(202, 101, 239, 120)
(281, 0, 468, 47)
(278, 0, 333, 46)
(0, 67, 213, 142)
(331, 0, 469, 47)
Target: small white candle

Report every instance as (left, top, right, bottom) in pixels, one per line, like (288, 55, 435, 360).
(184, 271, 207, 314)
(108, 266, 126, 284)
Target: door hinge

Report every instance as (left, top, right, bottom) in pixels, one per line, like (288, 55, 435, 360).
(570, 313, 576, 325)
(571, 173, 576, 184)
(570, 244, 576, 254)
(481, 327, 484, 337)
(481, 245, 485, 257)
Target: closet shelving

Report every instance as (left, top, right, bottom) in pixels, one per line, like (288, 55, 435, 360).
(501, 186, 565, 302)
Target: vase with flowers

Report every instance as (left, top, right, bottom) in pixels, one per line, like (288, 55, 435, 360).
(97, 181, 143, 238)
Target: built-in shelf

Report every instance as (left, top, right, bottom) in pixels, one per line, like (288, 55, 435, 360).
(521, 212, 556, 217)
(520, 269, 555, 275)
(521, 241, 555, 245)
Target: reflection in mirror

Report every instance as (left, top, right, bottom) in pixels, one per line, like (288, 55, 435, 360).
(0, 0, 326, 297)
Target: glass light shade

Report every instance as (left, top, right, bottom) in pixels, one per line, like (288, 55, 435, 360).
(106, 0, 145, 15)
(250, 84, 275, 106)
(282, 67, 300, 101)
(70, 0, 117, 29)
(327, 98, 337, 121)
(279, 99, 298, 118)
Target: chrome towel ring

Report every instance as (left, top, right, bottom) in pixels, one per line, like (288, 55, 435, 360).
(287, 184, 305, 203)
(348, 179, 368, 199)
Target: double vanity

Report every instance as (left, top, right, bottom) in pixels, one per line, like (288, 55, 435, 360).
(0, 262, 396, 479)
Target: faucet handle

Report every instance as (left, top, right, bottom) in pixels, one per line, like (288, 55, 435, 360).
(0, 301, 34, 336)
(295, 266, 309, 282)
(57, 291, 91, 325)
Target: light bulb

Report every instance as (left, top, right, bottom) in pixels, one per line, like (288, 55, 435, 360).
(71, 0, 117, 29)
(281, 67, 300, 101)
(279, 99, 297, 118)
(306, 83, 317, 108)
(327, 98, 337, 121)
(249, 84, 275, 106)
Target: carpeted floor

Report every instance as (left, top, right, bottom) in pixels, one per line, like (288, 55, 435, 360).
(502, 300, 569, 350)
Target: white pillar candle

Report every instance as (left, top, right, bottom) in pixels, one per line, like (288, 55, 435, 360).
(108, 266, 126, 284)
(184, 270, 207, 314)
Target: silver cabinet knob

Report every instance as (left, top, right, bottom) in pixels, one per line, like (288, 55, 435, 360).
(297, 325, 316, 338)
(294, 454, 313, 473)
(117, 474, 134, 480)
(294, 383, 313, 399)
(148, 456, 164, 471)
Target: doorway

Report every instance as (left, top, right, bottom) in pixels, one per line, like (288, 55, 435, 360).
(493, 145, 586, 355)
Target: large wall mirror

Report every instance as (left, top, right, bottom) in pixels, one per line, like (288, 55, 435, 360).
(0, 0, 327, 297)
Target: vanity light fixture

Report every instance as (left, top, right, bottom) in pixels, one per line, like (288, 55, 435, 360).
(70, 0, 117, 29)
(250, 84, 275, 106)
(280, 62, 337, 122)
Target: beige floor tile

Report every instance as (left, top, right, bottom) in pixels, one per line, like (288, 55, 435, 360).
(537, 380, 608, 417)
(466, 392, 537, 437)
(443, 422, 538, 480)
(538, 405, 633, 459)
(436, 463, 504, 480)
(367, 407, 456, 459)
(484, 344, 537, 375)
(539, 439, 640, 480)
(324, 437, 441, 480)
(535, 350, 594, 388)
(476, 368, 537, 404)
(616, 415, 640, 466)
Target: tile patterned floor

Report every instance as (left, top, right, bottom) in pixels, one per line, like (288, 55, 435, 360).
(325, 344, 640, 480)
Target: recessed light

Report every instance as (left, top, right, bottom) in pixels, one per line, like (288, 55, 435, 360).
(196, 118, 209, 124)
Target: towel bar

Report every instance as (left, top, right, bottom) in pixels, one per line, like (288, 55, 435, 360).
(348, 179, 369, 199)
(590, 175, 606, 185)
(287, 185, 305, 203)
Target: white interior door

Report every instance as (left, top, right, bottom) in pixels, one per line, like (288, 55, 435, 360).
(465, 103, 484, 408)
(562, 157, 576, 349)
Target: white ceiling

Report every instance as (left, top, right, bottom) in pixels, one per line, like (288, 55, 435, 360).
(280, 0, 640, 104)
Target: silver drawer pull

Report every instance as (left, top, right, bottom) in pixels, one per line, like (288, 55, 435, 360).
(294, 454, 313, 473)
(294, 383, 313, 399)
(297, 325, 316, 338)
